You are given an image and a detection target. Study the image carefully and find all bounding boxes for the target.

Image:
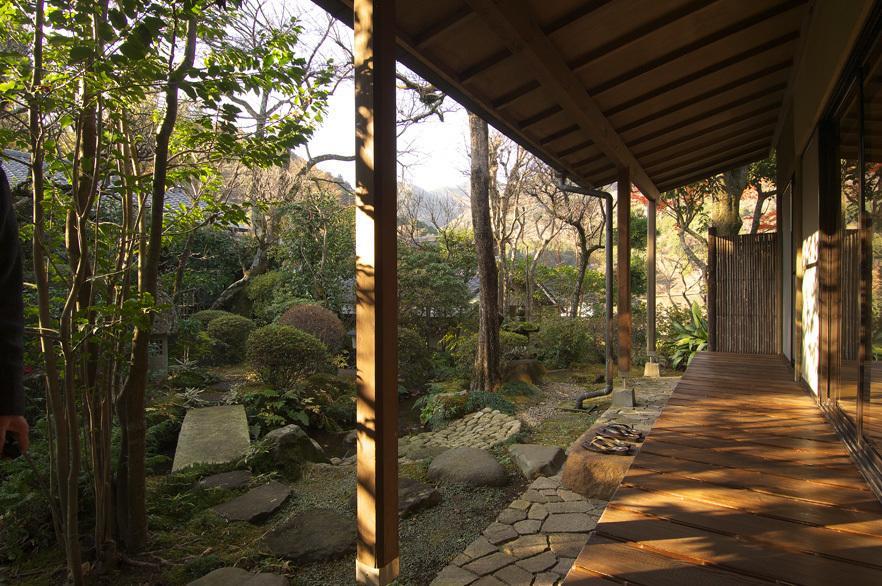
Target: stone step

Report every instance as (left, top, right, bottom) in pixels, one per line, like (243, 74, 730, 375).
(172, 405, 250, 472)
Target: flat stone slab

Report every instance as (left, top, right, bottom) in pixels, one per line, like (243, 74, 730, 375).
(428, 448, 508, 486)
(197, 470, 252, 490)
(213, 481, 290, 524)
(542, 513, 595, 533)
(462, 552, 517, 576)
(264, 509, 355, 562)
(508, 444, 565, 480)
(173, 405, 250, 472)
(431, 565, 479, 586)
(399, 477, 442, 517)
(187, 567, 287, 586)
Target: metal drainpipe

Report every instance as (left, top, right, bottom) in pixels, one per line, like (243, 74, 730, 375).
(555, 174, 615, 407)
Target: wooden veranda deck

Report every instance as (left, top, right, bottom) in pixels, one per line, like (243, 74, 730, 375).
(566, 352, 882, 585)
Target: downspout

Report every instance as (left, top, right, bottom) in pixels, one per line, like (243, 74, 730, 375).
(555, 174, 615, 407)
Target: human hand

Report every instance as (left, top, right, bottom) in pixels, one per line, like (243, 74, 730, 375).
(0, 415, 29, 456)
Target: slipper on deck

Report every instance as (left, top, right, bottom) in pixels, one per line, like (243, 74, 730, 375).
(582, 435, 634, 456)
(596, 423, 644, 442)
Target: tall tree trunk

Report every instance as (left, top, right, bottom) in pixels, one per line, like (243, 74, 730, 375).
(468, 113, 501, 392)
(715, 166, 748, 237)
(570, 225, 589, 318)
(118, 13, 199, 552)
(29, 2, 82, 581)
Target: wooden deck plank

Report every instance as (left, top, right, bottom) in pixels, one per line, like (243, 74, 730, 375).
(566, 352, 882, 585)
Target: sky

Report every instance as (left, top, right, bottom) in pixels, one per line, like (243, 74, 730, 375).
(289, 0, 472, 193)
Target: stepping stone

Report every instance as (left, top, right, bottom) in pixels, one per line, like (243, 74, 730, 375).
(549, 533, 588, 558)
(265, 509, 355, 562)
(545, 501, 591, 514)
(501, 534, 548, 559)
(213, 481, 290, 524)
(533, 572, 560, 586)
(542, 513, 595, 533)
(508, 445, 565, 480)
(528, 503, 548, 521)
(530, 477, 560, 490)
(552, 557, 575, 576)
(462, 552, 517, 576)
(197, 470, 252, 490)
(173, 405, 250, 472)
(473, 577, 506, 586)
(483, 523, 518, 545)
(428, 448, 508, 486)
(493, 563, 534, 585)
(516, 550, 558, 573)
(512, 519, 542, 535)
(497, 508, 526, 524)
(399, 477, 442, 517)
(187, 567, 287, 585)
(464, 537, 498, 560)
(431, 565, 479, 586)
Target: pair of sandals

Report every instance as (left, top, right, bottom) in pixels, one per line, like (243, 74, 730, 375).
(583, 423, 644, 456)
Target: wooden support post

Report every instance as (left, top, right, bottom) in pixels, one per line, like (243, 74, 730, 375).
(617, 167, 631, 380)
(707, 227, 718, 352)
(647, 198, 657, 360)
(354, 0, 399, 583)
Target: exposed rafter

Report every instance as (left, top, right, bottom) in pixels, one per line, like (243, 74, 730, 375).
(464, 0, 660, 199)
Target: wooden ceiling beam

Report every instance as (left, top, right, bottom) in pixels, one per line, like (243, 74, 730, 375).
(460, 49, 511, 84)
(542, 0, 614, 35)
(647, 136, 773, 176)
(654, 145, 769, 185)
(606, 39, 795, 117)
(658, 150, 769, 192)
(518, 105, 564, 130)
(413, 6, 475, 48)
(640, 120, 778, 167)
(538, 124, 579, 146)
(557, 140, 595, 159)
(465, 0, 660, 199)
(491, 80, 540, 109)
(584, 0, 806, 96)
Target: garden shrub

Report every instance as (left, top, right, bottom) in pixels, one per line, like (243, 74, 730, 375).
(277, 304, 347, 351)
(500, 380, 540, 399)
(206, 314, 256, 364)
(399, 327, 433, 389)
(190, 309, 234, 330)
(535, 316, 599, 369)
(246, 270, 284, 323)
(246, 324, 332, 389)
(667, 301, 708, 369)
(413, 382, 516, 430)
(449, 330, 529, 378)
(171, 318, 215, 363)
(237, 374, 355, 437)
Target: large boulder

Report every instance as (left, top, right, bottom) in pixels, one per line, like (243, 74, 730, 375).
(187, 567, 287, 586)
(502, 359, 545, 385)
(347, 477, 442, 517)
(251, 424, 327, 480)
(508, 444, 565, 480)
(561, 428, 635, 499)
(212, 481, 291, 524)
(427, 447, 508, 486)
(264, 509, 356, 562)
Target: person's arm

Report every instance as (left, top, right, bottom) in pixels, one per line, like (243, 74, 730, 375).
(0, 164, 28, 454)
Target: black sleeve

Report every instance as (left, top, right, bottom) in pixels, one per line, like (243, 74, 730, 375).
(0, 166, 24, 416)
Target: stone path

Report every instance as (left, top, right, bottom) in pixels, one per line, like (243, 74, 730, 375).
(172, 405, 250, 472)
(401, 408, 522, 453)
(432, 377, 680, 586)
(432, 474, 604, 586)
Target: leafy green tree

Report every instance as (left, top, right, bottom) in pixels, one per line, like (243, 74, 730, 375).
(1, 0, 332, 578)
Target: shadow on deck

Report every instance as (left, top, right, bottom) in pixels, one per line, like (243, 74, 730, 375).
(565, 351, 882, 585)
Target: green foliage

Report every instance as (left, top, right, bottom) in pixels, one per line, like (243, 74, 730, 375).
(448, 330, 530, 378)
(274, 192, 355, 311)
(500, 380, 541, 399)
(534, 316, 599, 369)
(413, 381, 516, 430)
(190, 310, 236, 330)
(238, 374, 355, 437)
(246, 324, 332, 389)
(246, 270, 285, 323)
(206, 314, 256, 364)
(669, 302, 708, 369)
(277, 304, 347, 351)
(399, 242, 474, 344)
(399, 326, 434, 389)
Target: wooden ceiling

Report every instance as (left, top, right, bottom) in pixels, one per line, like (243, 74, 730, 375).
(312, 0, 812, 199)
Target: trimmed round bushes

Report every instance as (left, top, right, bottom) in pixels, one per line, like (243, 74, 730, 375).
(247, 324, 332, 389)
(190, 309, 234, 330)
(277, 304, 347, 351)
(207, 314, 256, 364)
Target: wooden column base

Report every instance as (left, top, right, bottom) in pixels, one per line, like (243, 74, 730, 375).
(356, 557, 400, 586)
